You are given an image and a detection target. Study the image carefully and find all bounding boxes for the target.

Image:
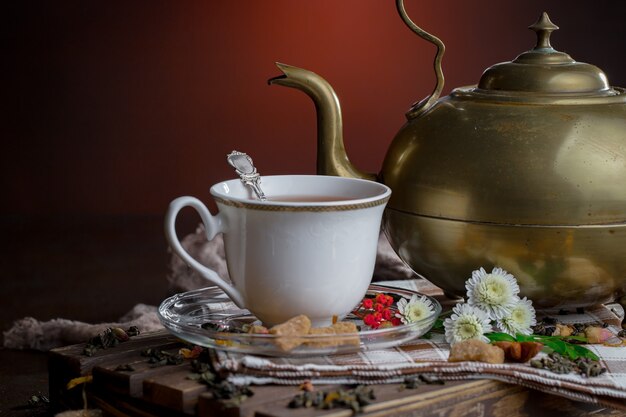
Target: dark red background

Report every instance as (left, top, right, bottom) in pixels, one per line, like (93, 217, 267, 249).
(4, 1, 626, 215)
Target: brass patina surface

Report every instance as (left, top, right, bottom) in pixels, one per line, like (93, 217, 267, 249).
(269, 1, 626, 317)
(384, 210, 626, 308)
(382, 96, 626, 226)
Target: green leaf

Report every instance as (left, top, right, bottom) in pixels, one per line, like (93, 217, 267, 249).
(431, 318, 444, 330)
(515, 333, 599, 361)
(561, 335, 588, 343)
(564, 343, 581, 360)
(540, 339, 569, 356)
(513, 334, 536, 342)
(568, 344, 599, 361)
(486, 332, 516, 342)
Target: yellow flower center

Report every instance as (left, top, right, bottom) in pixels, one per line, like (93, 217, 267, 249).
(407, 304, 429, 322)
(513, 310, 523, 320)
(456, 316, 483, 339)
(477, 275, 510, 305)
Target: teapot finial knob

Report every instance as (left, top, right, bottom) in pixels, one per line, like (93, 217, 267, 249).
(529, 12, 559, 49)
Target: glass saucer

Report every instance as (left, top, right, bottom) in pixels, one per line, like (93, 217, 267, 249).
(158, 284, 441, 357)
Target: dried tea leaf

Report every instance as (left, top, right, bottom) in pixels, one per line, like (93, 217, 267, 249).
(26, 393, 50, 408)
(66, 375, 93, 390)
(114, 364, 135, 372)
(141, 348, 184, 366)
(299, 380, 314, 392)
(82, 326, 139, 356)
(111, 327, 129, 342)
(289, 386, 374, 412)
(531, 352, 606, 377)
(179, 346, 203, 359)
(399, 374, 444, 390)
(188, 358, 253, 405)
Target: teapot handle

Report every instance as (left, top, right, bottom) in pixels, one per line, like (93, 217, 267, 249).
(164, 196, 245, 307)
(396, 0, 446, 119)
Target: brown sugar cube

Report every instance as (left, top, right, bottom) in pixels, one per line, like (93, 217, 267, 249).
(306, 327, 337, 348)
(270, 315, 312, 351)
(330, 321, 360, 347)
(305, 323, 360, 349)
(448, 339, 505, 364)
(270, 314, 312, 336)
(309, 327, 336, 336)
(331, 321, 358, 334)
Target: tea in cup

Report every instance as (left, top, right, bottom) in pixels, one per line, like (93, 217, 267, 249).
(164, 175, 391, 326)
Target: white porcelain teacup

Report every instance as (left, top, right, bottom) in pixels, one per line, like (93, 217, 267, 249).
(164, 175, 391, 326)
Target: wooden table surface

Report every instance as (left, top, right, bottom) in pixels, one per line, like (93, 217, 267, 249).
(46, 330, 626, 417)
(1, 215, 624, 416)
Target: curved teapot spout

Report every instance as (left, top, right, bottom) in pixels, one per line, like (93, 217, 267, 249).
(269, 63, 376, 181)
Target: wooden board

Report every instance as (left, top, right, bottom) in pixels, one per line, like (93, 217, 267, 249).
(48, 330, 181, 410)
(49, 330, 622, 417)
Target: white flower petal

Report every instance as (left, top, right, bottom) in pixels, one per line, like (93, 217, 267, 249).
(443, 303, 493, 344)
(397, 298, 408, 315)
(496, 297, 536, 336)
(395, 294, 434, 325)
(466, 266, 519, 320)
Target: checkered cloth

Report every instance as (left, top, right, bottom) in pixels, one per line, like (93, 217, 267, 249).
(210, 279, 626, 409)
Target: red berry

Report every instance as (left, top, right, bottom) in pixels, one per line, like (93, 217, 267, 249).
(364, 314, 376, 326)
(383, 308, 393, 321)
(362, 298, 373, 309)
(374, 303, 384, 312)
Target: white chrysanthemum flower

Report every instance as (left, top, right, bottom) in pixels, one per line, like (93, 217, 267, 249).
(396, 294, 435, 324)
(444, 303, 493, 344)
(466, 267, 520, 320)
(497, 297, 537, 336)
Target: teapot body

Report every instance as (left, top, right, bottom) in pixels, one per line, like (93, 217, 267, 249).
(381, 90, 626, 307)
(269, 5, 626, 311)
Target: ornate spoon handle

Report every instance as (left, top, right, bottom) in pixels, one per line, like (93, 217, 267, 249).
(226, 151, 267, 201)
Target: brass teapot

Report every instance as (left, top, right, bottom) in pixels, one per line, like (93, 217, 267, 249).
(269, 0, 626, 317)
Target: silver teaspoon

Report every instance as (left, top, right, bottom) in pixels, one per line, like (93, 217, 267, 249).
(226, 150, 267, 201)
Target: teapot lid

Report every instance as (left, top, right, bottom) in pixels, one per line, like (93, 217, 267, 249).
(474, 13, 616, 97)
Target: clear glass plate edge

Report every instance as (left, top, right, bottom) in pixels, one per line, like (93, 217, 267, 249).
(157, 283, 442, 357)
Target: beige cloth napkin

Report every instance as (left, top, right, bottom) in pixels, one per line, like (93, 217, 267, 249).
(210, 280, 626, 409)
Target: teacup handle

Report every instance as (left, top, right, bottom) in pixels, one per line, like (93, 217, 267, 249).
(164, 196, 245, 307)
